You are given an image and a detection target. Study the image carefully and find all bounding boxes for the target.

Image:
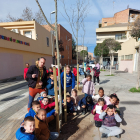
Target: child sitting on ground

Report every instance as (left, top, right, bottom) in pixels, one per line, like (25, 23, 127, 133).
(92, 87, 106, 103)
(99, 105, 123, 138)
(66, 95, 74, 114)
(82, 75, 95, 97)
(25, 101, 41, 118)
(71, 89, 79, 111)
(78, 95, 94, 115)
(16, 116, 37, 140)
(40, 97, 55, 112)
(21, 101, 55, 126)
(46, 72, 55, 97)
(37, 91, 47, 102)
(92, 98, 107, 127)
(104, 93, 118, 105)
(35, 109, 59, 140)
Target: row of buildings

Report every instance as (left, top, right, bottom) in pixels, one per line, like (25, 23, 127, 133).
(0, 20, 91, 80)
(96, 8, 140, 73)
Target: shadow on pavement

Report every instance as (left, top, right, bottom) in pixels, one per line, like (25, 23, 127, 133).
(115, 71, 127, 73)
(120, 101, 140, 105)
(1, 95, 25, 101)
(120, 107, 127, 126)
(100, 80, 110, 84)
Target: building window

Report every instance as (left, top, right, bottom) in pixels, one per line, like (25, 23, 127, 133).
(104, 22, 107, 26)
(121, 55, 124, 60)
(46, 37, 49, 47)
(125, 54, 133, 60)
(24, 31, 32, 38)
(115, 33, 126, 40)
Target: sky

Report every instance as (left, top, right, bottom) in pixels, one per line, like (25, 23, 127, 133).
(1, 0, 140, 55)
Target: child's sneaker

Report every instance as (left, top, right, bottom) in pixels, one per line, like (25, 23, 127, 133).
(101, 133, 108, 138)
(115, 134, 120, 138)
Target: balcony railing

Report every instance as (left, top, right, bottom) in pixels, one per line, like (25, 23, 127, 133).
(96, 37, 115, 41)
(115, 36, 127, 40)
(96, 36, 127, 41)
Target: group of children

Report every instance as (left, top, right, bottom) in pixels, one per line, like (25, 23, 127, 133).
(16, 64, 123, 139)
(81, 74, 123, 138)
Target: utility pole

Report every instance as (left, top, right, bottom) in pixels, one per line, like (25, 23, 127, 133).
(54, 0, 62, 129)
(76, 8, 79, 64)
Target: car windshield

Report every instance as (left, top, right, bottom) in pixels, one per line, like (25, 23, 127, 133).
(89, 61, 94, 64)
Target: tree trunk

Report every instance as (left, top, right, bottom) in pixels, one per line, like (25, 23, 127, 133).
(110, 54, 112, 75)
(55, 0, 62, 129)
(76, 8, 79, 65)
(136, 44, 140, 89)
(101, 54, 103, 65)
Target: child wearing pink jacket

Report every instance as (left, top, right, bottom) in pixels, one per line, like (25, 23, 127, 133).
(82, 75, 95, 97)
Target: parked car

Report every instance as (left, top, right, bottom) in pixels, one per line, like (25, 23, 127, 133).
(89, 61, 95, 69)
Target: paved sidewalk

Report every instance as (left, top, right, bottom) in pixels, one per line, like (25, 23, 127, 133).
(58, 70, 140, 140)
(0, 70, 140, 140)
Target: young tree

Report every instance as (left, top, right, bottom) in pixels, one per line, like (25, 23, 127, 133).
(72, 38, 76, 59)
(61, 0, 89, 64)
(102, 39, 121, 75)
(80, 50, 88, 61)
(129, 15, 140, 89)
(35, 0, 62, 129)
(7, 7, 45, 25)
(94, 43, 109, 65)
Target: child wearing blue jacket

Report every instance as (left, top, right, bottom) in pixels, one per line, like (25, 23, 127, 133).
(21, 100, 55, 127)
(63, 95, 74, 114)
(61, 65, 75, 95)
(46, 72, 55, 96)
(78, 95, 94, 115)
(16, 116, 37, 140)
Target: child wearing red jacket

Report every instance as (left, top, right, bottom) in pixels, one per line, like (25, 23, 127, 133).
(72, 67, 77, 81)
(92, 98, 107, 128)
(40, 97, 55, 112)
(85, 66, 91, 78)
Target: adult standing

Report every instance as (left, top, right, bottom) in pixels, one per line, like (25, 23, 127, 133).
(24, 63, 29, 80)
(61, 65, 75, 95)
(93, 61, 100, 85)
(26, 57, 47, 111)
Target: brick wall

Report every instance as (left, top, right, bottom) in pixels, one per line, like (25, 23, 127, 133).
(59, 25, 72, 63)
(102, 9, 129, 27)
(102, 17, 115, 27)
(42, 24, 73, 65)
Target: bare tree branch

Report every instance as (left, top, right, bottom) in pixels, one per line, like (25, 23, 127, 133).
(22, 7, 33, 21)
(35, 0, 55, 30)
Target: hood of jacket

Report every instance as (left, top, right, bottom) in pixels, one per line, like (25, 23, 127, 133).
(16, 127, 35, 140)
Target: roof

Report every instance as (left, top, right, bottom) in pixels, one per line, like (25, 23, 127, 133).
(129, 8, 140, 13)
(101, 23, 128, 28)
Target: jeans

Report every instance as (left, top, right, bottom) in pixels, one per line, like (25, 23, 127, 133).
(66, 86, 72, 96)
(99, 125, 123, 137)
(81, 105, 92, 114)
(49, 132, 59, 140)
